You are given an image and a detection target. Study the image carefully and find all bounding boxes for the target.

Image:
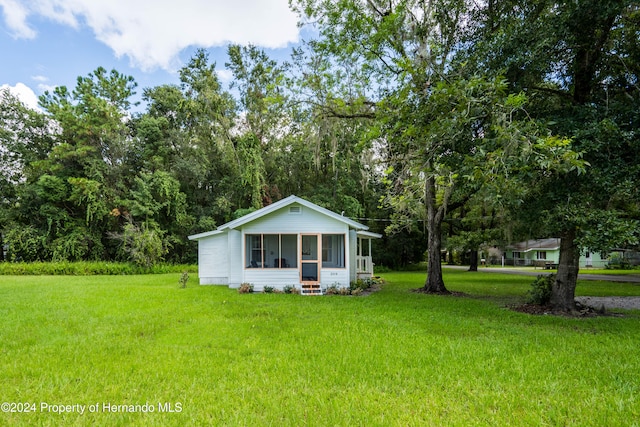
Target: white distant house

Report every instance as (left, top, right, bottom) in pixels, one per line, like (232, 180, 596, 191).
(188, 195, 381, 295)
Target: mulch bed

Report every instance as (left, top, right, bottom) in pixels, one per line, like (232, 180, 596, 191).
(510, 301, 623, 317)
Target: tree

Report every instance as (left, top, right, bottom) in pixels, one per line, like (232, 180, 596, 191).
(467, 0, 640, 311)
(293, 0, 583, 293)
(0, 89, 55, 261)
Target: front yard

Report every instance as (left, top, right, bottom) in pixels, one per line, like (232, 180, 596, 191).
(1, 270, 639, 425)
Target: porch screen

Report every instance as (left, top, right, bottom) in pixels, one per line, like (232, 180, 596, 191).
(245, 234, 297, 269)
(322, 234, 345, 268)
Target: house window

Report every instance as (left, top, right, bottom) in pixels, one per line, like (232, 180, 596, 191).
(245, 234, 297, 269)
(536, 251, 547, 260)
(513, 251, 522, 259)
(322, 234, 345, 268)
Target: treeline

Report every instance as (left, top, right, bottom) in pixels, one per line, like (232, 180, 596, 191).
(0, 48, 423, 267)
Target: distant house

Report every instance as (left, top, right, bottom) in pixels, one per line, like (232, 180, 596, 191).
(504, 238, 607, 268)
(188, 195, 381, 294)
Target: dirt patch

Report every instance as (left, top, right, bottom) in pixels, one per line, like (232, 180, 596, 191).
(411, 288, 468, 297)
(512, 297, 640, 317)
(575, 296, 640, 311)
(358, 281, 384, 296)
(511, 302, 607, 317)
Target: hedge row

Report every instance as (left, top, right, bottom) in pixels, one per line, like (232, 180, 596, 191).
(0, 261, 197, 276)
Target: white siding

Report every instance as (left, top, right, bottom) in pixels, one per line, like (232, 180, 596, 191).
(228, 229, 242, 286)
(197, 233, 228, 285)
(243, 269, 301, 291)
(241, 203, 349, 234)
(348, 230, 357, 282)
(321, 269, 350, 287)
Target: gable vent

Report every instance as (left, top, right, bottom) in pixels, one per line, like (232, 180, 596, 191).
(289, 206, 301, 214)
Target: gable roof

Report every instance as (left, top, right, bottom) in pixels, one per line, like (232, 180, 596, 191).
(188, 195, 373, 241)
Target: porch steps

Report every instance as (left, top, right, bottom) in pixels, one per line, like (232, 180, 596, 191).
(301, 284, 323, 296)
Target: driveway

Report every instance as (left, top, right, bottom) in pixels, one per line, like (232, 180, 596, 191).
(444, 266, 640, 283)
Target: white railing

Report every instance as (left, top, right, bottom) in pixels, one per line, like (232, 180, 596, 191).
(356, 255, 373, 275)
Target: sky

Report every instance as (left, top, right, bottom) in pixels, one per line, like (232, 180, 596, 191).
(0, 0, 305, 111)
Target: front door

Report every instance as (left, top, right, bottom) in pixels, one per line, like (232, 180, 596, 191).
(300, 234, 320, 283)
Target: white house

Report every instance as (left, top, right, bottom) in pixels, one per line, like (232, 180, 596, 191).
(188, 195, 381, 295)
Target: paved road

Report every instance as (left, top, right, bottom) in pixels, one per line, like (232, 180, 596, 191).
(444, 266, 640, 283)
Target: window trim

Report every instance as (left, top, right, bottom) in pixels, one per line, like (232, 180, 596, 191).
(244, 233, 298, 269)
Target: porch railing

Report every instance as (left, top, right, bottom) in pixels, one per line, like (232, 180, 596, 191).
(356, 255, 374, 276)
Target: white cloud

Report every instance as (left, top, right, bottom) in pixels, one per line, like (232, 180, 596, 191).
(0, 82, 40, 110)
(0, 0, 300, 71)
(216, 69, 234, 82)
(0, 0, 36, 38)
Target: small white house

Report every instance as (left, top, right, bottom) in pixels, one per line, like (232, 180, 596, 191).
(188, 195, 381, 294)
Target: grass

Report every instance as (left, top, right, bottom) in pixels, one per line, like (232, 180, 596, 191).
(1, 270, 639, 426)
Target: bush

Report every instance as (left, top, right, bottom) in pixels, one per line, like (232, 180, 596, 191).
(263, 286, 275, 293)
(283, 285, 300, 294)
(526, 274, 555, 305)
(373, 265, 392, 273)
(4, 226, 48, 262)
(606, 254, 632, 270)
(0, 261, 197, 276)
(324, 285, 340, 295)
(238, 283, 254, 294)
(178, 271, 189, 288)
(350, 278, 373, 291)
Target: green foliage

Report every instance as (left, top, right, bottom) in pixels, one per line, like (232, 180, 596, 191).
(526, 274, 555, 306)
(4, 226, 48, 262)
(0, 261, 196, 275)
(605, 254, 634, 270)
(110, 220, 168, 268)
(283, 285, 300, 294)
(350, 278, 373, 291)
(51, 226, 102, 261)
(178, 271, 189, 288)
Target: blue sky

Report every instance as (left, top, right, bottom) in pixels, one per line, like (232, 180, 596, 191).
(0, 0, 304, 111)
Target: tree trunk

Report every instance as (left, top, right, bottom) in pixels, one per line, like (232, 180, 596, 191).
(552, 229, 580, 312)
(423, 175, 449, 293)
(468, 248, 478, 272)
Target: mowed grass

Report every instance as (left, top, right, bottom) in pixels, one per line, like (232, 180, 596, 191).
(1, 270, 639, 426)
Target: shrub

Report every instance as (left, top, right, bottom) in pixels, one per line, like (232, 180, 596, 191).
(325, 285, 339, 295)
(350, 278, 373, 291)
(178, 271, 189, 288)
(282, 285, 300, 295)
(338, 287, 351, 295)
(606, 254, 632, 270)
(263, 286, 275, 293)
(526, 274, 555, 305)
(238, 283, 254, 294)
(0, 261, 197, 276)
(4, 226, 48, 262)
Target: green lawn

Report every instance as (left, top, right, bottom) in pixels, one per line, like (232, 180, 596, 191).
(1, 271, 639, 426)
